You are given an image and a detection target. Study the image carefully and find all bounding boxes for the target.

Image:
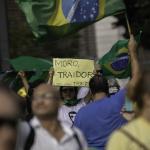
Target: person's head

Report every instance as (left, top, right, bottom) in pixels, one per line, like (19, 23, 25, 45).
(133, 70, 150, 112)
(0, 84, 21, 150)
(60, 86, 78, 100)
(89, 75, 109, 96)
(32, 84, 60, 119)
(29, 79, 46, 96)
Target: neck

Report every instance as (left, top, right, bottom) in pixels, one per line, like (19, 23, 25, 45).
(38, 116, 65, 141)
(141, 108, 150, 122)
(39, 116, 60, 132)
(93, 92, 107, 101)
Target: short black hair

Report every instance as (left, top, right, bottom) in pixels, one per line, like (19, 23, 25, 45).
(89, 75, 109, 95)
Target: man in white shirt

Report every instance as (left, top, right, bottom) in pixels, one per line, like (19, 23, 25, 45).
(30, 83, 88, 150)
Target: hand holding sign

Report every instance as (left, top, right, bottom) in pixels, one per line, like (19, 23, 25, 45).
(53, 58, 94, 87)
(47, 68, 54, 85)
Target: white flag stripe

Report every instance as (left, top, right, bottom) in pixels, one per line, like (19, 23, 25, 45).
(67, 0, 80, 21)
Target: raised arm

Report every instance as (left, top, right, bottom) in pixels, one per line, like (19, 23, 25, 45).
(18, 71, 29, 93)
(127, 35, 141, 99)
(47, 68, 54, 85)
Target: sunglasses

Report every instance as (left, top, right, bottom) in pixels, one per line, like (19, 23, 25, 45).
(62, 88, 75, 93)
(0, 117, 18, 128)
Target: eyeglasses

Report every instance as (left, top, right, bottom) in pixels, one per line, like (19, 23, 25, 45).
(33, 93, 58, 101)
(0, 117, 18, 128)
(62, 88, 75, 93)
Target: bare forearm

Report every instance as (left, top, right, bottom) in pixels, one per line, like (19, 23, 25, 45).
(130, 49, 141, 82)
(47, 76, 53, 85)
(127, 35, 141, 99)
(21, 77, 29, 92)
(47, 68, 54, 85)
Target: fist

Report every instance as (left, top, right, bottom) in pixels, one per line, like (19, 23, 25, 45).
(128, 35, 137, 53)
(49, 68, 54, 77)
(18, 71, 26, 78)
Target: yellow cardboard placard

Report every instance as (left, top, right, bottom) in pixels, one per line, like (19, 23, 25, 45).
(53, 58, 94, 87)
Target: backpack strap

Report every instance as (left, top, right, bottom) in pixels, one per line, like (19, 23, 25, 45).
(72, 128, 83, 150)
(24, 125, 35, 150)
(120, 128, 150, 150)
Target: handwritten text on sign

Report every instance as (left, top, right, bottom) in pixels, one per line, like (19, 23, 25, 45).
(53, 58, 94, 87)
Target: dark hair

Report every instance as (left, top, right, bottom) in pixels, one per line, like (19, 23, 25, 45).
(89, 75, 109, 95)
(28, 80, 46, 97)
(29, 80, 46, 89)
(133, 70, 150, 110)
(59, 86, 78, 100)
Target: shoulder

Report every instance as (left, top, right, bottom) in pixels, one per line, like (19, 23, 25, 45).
(61, 122, 86, 143)
(107, 123, 131, 150)
(18, 121, 32, 138)
(107, 118, 141, 150)
(16, 121, 33, 150)
(107, 129, 128, 150)
(121, 117, 142, 133)
(107, 118, 141, 148)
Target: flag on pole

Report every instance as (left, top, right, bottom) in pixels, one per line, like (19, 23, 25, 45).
(98, 39, 130, 78)
(16, 0, 126, 39)
(98, 33, 141, 78)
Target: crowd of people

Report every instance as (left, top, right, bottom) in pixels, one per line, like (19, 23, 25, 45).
(0, 35, 149, 150)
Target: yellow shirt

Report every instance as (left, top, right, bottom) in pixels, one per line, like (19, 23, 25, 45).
(107, 117, 150, 150)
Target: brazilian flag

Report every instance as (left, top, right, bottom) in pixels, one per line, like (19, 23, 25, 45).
(98, 40, 130, 78)
(16, 0, 126, 39)
(98, 34, 141, 78)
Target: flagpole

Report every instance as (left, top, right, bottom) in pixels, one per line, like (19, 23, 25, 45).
(125, 13, 132, 36)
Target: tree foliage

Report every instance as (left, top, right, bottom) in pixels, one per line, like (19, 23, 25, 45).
(115, 0, 150, 49)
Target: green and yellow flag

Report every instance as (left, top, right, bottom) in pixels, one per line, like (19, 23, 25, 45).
(98, 33, 141, 78)
(98, 40, 130, 78)
(16, 0, 125, 39)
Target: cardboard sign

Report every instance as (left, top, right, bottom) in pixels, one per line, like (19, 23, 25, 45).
(53, 58, 94, 87)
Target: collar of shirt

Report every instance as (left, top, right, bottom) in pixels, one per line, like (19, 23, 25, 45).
(30, 117, 75, 144)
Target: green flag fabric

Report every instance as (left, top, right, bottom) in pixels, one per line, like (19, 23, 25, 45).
(29, 71, 49, 83)
(16, 0, 126, 39)
(98, 33, 141, 78)
(98, 39, 130, 79)
(10, 56, 52, 71)
(10, 56, 53, 84)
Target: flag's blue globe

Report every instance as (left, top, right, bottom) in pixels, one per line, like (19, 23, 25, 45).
(111, 54, 129, 71)
(62, 0, 99, 23)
